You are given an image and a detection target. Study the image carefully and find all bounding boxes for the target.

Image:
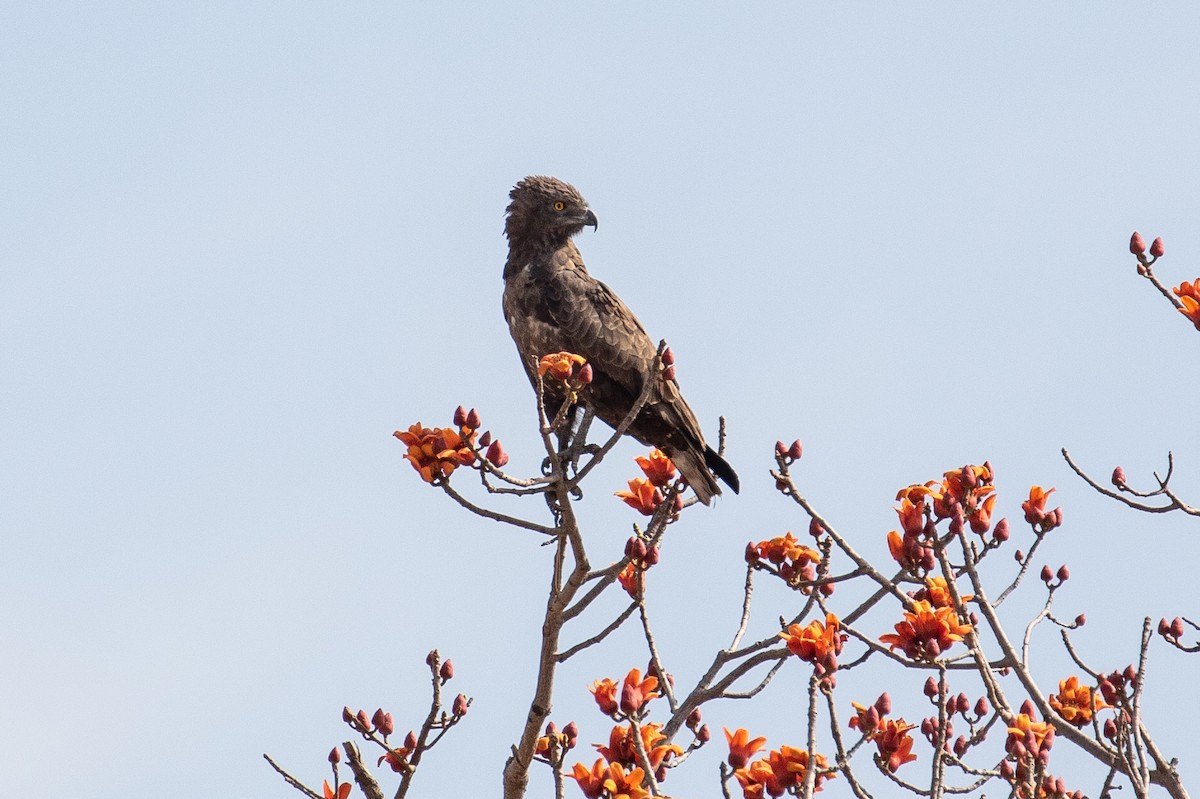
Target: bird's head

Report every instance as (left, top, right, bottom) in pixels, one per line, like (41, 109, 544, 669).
(505, 176, 598, 251)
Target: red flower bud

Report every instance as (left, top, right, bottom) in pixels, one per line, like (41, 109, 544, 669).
(404, 730, 418, 750)
(655, 766, 667, 783)
(808, 518, 824, 538)
(1171, 617, 1186, 638)
(452, 693, 469, 716)
(1056, 564, 1070, 581)
(453, 405, 467, 426)
(465, 408, 481, 429)
(478, 430, 492, 448)
(961, 465, 977, 488)
(1130, 231, 1146, 255)
(956, 693, 970, 714)
(328, 746, 341, 764)
(356, 709, 371, 731)
(1150, 236, 1165, 257)
(744, 542, 759, 563)
(1111, 466, 1125, 486)
(1123, 664, 1138, 683)
(1158, 618, 1169, 635)
(662, 365, 676, 382)
(1103, 718, 1117, 739)
(626, 536, 647, 560)
(545, 721, 558, 735)
(486, 440, 509, 468)
(920, 549, 936, 572)
(1000, 760, 1015, 780)
(788, 439, 803, 460)
(577, 363, 594, 384)
(672, 492, 684, 513)
(1040, 565, 1053, 583)
(924, 677, 939, 698)
(644, 545, 660, 567)
(992, 518, 1010, 542)
(426, 650, 437, 667)
(974, 697, 988, 717)
(1099, 680, 1117, 704)
(687, 708, 702, 728)
(564, 721, 578, 746)
(1014, 549, 1025, 562)
(342, 706, 355, 724)
(1075, 614, 1086, 627)
(775, 440, 787, 457)
(439, 659, 454, 681)
(698, 723, 711, 742)
(1019, 699, 1036, 717)
(368, 707, 386, 733)
(954, 735, 967, 756)
(875, 692, 892, 715)
(819, 581, 835, 596)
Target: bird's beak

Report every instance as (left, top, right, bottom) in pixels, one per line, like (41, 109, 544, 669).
(583, 209, 598, 230)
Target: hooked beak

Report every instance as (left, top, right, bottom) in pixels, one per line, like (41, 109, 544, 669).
(583, 208, 598, 230)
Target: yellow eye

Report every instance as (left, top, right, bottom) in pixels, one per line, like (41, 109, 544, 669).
(553, 201, 565, 211)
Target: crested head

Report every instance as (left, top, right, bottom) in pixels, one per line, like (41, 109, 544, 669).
(504, 176, 598, 257)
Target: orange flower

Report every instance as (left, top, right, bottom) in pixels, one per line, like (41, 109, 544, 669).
(615, 478, 663, 516)
(895, 482, 942, 505)
(779, 613, 844, 669)
(895, 496, 926, 536)
(634, 448, 677, 487)
(323, 780, 351, 799)
(619, 668, 659, 716)
(1022, 485, 1055, 524)
(1179, 293, 1200, 331)
(735, 746, 834, 797)
(595, 722, 682, 772)
(1049, 676, 1110, 727)
(886, 529, 930, 573)
(970, 490, 997, 533)
(848, 701, 879, 735)
(376, 745, 412, 772)
(538, 351, 587, 380)
(571, 758, 608, 799)
(724, 727, 768, 769)
(913, 576, 972, 610)
(755, 532, 820, 568)
(535, 731, 569, 757)
(588, 678, 619, 716)
(777, 746, 834, 791)
(601, 762, 650, 799)
(394, 422, 476, 483)
(1006, 712, 1055, 759)
(872, 719, 917, 772)
(617, 561, 641, 599)
(879, 600, 973, 660)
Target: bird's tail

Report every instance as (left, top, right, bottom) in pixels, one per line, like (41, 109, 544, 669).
(671, 446, 739, 506)
(705, 446, 740, 495)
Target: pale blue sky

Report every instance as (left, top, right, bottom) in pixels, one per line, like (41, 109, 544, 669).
(3, 4, 1199, 798)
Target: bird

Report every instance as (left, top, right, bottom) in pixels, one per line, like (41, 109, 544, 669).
(501, 175, 739, 505)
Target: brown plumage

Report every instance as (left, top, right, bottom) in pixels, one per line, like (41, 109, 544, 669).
(501, 175, 738, 504)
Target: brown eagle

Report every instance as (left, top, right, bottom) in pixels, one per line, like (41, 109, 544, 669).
(501, 175, 738, 504)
